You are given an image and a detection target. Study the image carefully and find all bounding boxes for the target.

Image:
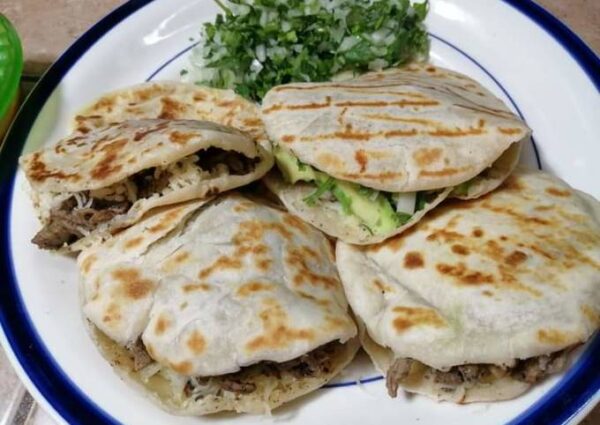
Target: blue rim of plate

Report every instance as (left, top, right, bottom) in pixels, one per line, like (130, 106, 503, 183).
(0, 0, 599, 424)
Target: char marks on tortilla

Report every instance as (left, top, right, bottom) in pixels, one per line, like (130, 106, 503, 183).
(262, 63, 529, 193)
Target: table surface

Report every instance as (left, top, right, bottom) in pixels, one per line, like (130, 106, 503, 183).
(0, 0, 598, 424)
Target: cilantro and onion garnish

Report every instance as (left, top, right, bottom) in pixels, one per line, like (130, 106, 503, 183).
(189, 0, 429, 100)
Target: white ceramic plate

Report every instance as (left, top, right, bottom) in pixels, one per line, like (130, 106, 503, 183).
(1, 1, 599, 424)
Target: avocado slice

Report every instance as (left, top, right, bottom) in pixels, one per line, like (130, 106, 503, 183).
(273, 146, 316, 183)
(332, 180, 402, 235)
(274, 146, 403, 234)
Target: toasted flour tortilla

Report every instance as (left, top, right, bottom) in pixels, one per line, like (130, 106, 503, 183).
(20, 119, 273, 251)
(262, 63, 526, 244)
(78, 195, 358, 414)
(262, 63, 529, 193)
(72, 81, 268, 147)
(336, 168, 600, 402)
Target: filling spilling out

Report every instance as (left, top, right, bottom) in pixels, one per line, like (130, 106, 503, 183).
(32, 148, 258, 249)
(385, 348, 571, 398)
(273, 147, 474, 236)
(122, 338, 343, 400)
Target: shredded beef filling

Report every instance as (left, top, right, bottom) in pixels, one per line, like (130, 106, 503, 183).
(386, 348, 570, 397)
(195, 147, 259, 176)
(32, 194, 131, 250)
(126, 339, 153, 372)
(184, 341, 340, 399)
(32, 149, 258, 249)
(131, 168, 172, 199)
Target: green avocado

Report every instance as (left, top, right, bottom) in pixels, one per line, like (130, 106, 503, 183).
(273, 146, 316, 183)
(274, 146, 402, 234)
(332, 180, 401, 235)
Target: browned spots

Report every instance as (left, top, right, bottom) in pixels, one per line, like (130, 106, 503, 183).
(158, 97, 188, 119)
(338, 170, 404, 181)
(325, 316, 348, 330)
(193, 92, 206, 102)
(505, 250, 528, 266)
(373, 279, 394, 293)
(263, 96, 332, 114)
(451, 244, 470, 256)
(171, 361, 192, 374)
(25, 152, 82, 183)
(297, 291, 330, 307)
(482, 290, 493, 297)
(472, 228, 484, 238)
(187, 331, 206, 354)
(426, 66, 436, 73)
(91, 97, 115, 112)
(436, 262, 495, 285)
(132, 121, 170, 141)
(361, 114, 441, 127)
(392, 306, 445, 332)
(272, 83, 425, 96)
(264, 97, 438, 114)
(169, 131, 196, 145)
(112, 268, 155, 300)
(287, 248, 339, 289)
(161, 251, 191, 272)
(236, 281, 273, 297)
(414, 148, 442, 166)
(426, 229, 464, 242)
(419, 166, 471, 178)
(183, 283, 212, 292)
(384, 129, 419, 137)
(242, 118, 262, 127)
(537, 329, 568, 345)
(581, 305, 600, 326)
(283, 214, 308, 232)
(102, 303, 121, 324)
(90, 138, 128, 179)
(404, 251, 424, 269)
(427, 120, 486, 137)
(80, 254, 97, 275)
(124, 236, 144, 250)
(482, 204, 551, 226)
(335, 100, 439, 108)
(498, 127, 523, 135)
(154, 315, 170, 335)
(147, 208, 186, 234)
(198, 256, 242, 279)
(233, 202, 252, 213)
(281, 135, 296, 143)
(545, 187, 571, 197)
(317, 152, 346, 169)
(355, 150, 368, 172)
(246, 299, 315, 352)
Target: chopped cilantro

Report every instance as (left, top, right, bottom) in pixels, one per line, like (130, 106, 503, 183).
(304, 177, 336, 205)
(190, 0, 429, 100)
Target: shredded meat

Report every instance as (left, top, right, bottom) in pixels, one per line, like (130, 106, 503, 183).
(385, 348, 571, 394)
(511, 352, 567, 384)
(184, 341, 340, 398)
(386, 358, 413, 397)
(126, 339, 153, 372)
(32, 195, 130, 250)
(218, 379, 257, 394)
(196, 147, 259, 175)
(131, 168, 172, 199)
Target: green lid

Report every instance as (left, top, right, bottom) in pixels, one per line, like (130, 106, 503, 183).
(0, 14, 23, 122)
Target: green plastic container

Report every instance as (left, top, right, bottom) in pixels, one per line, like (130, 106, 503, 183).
(0, 14, 23, 138)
